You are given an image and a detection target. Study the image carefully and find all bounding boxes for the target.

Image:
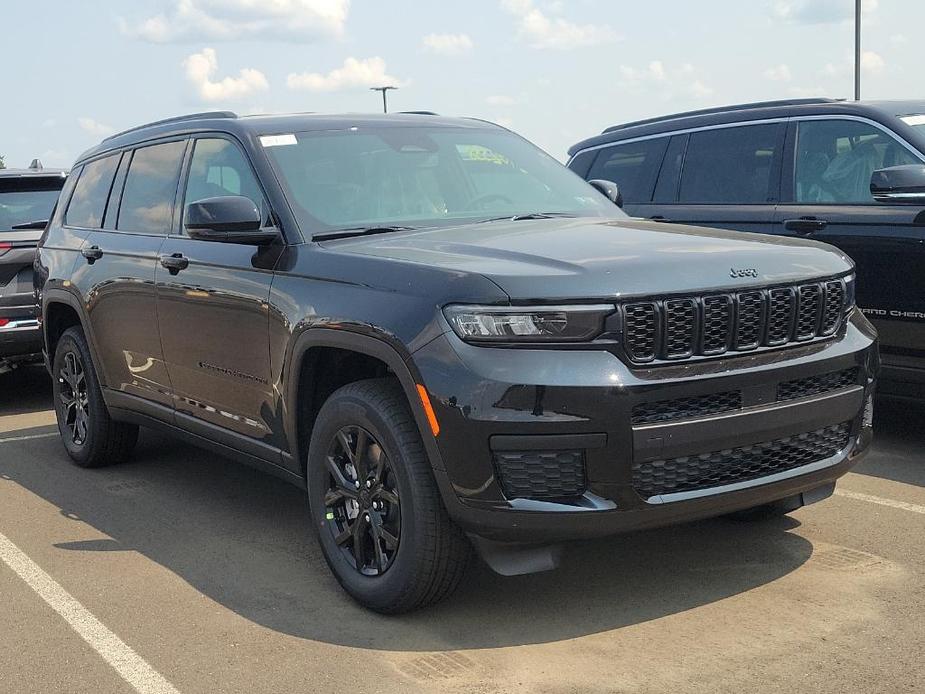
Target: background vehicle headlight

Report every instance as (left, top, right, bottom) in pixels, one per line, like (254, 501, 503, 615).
(844, 273, 856, 312)
(443, 304, 615, 343)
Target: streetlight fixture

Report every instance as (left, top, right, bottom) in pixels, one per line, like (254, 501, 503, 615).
(370, 86, 398, 113)
(854, 0, 861, 100)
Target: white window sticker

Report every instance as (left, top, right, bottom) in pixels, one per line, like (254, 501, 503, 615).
(260, 134, 298, 147)
(900, 115, 925, 127)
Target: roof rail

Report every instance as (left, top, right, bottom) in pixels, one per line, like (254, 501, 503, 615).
(103, 111, 238, 142)
(601, 98, 840, 134)
(398, 110, 440, 115)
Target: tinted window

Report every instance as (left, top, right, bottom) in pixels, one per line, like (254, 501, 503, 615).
(587, 138, 668, 204)
(795, 119, 920, 203)
(183, 138, 269, 227)
(65, 156, 119, 228)
(0, 179, 62, 232)
(679, 124, 784, 204)
(653, 134, 688, 203)
(117, 141, 186, 233)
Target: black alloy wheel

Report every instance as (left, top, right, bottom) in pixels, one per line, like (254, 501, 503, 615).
(58, 350, 90, 446)
(323, 425, 402, 576)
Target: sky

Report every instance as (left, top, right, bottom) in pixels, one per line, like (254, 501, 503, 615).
(2, 0, 921, 168)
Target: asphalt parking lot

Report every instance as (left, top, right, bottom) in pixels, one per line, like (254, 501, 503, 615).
(0, 365, 922, 694)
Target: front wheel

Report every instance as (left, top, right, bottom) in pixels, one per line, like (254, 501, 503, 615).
(307, 379, 470, 613)
(52, 327, 138, 468)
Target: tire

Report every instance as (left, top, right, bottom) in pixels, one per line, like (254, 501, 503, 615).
(52, 326, 138, 468)
(307, 378, 471, 613)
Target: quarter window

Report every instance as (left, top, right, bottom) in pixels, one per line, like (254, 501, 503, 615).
(65, 155, 120, 228)
(117, 141, 187, 233)
(183, 138, 269, 227)
(679, 124, 784, 204)
(795, 119, 920, 203)
(587, 138, 668, 204)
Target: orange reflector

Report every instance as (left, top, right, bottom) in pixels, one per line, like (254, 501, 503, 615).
(416, 384, 440, 437)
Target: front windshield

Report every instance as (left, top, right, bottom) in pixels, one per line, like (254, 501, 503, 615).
(262, 126, 619, 233)
(0, 188, 60, 231)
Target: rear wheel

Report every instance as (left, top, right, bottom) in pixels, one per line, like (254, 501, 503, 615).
(52, 327, 138, 468)
(307, 378, 470, 613)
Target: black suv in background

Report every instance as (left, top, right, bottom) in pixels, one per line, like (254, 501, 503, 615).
(569, 98, 925, 399)
(0, 161, 66, 372)
(37, 112, 876, 612)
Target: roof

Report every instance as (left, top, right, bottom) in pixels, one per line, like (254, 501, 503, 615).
(77, 111, 498, 164)
(568, 98, 925, 157)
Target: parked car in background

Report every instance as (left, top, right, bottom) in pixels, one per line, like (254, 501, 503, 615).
(569, 98, 925, 399)
(0, 160, 66, 373)
(37, 111, 875, 613)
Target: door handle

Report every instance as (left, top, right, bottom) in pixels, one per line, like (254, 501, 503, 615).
(159, 253, 189, 275)
(783, 217, 828, 234)
(649, 215, 671, 223)
(80, 245, 103, 263)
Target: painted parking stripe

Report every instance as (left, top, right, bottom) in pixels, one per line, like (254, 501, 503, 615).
(835, 489, 925, 515)
(0, 432, 59, 444)
(0, 531, 180, 694)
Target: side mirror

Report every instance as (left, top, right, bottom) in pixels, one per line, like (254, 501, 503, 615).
(588, 179, 623, 208)
(185, 196, 278, 244)
(870, 165, 925, 204)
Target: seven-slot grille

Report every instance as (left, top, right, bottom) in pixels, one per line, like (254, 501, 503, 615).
(621, 278, 847, 364)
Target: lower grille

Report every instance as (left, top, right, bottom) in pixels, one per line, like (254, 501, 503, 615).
(493, 450, 586, 500)
(632, 422, 851, 499)
(632, 391, 742, 425)
(777, 368, 859, 401)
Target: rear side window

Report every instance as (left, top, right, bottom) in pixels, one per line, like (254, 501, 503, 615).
(586, 138, 668, 204)
(65, 155, 120, 228)
(117, 141, 187, 233)
(679, 124, 784, 204)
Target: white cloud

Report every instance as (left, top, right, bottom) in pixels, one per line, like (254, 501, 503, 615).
(287, 56, 404, 92)
(422, 33, 473, 55)
(123, 0, 349, 43)
(772, 0, 877, 24)
(890, 34, 908, 45)
(764, 64, 792, 82)
(486, 95, 517, 106)
(617, 61, 713, 100)
(861, 50, 885, 74)
(183, 48, 269, 102)
(78, 117, 115, 136)
(500, 0, 617, 49)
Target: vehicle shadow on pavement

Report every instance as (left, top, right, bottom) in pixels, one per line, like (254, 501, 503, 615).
(1, 427, 816, 651)
(853, 396, 925, 488)
(0, 365, 51, 417)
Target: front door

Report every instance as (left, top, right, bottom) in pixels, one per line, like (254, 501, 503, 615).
(773, 118, 925, 370)
(155, 136, 282, 452)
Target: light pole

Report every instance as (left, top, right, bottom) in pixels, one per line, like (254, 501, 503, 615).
(370, 86, 397, 113)
(854, 0, 861, 100)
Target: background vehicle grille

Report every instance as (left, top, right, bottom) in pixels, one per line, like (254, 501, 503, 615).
(622, 279, 847, 364)
(632, 422, 852, 499)
(493, 450, 587, 500)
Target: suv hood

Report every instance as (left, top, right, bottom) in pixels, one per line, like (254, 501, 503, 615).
(325, 217, 853, 302)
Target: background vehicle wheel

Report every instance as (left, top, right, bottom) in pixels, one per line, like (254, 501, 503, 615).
(307, 378, 471, 614)
(52, 326, 138, 468)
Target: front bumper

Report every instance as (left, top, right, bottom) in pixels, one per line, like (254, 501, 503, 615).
(412, 309, 877, 542)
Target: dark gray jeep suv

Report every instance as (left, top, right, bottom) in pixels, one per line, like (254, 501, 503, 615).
(36, 112, 877, 612)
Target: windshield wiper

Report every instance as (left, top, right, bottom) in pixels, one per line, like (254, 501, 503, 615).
(10, 219, 49, 230)
(478, 212, 578, 223)
(312, 225, 417, 242)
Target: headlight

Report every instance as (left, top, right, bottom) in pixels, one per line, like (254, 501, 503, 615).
(843, 273, 856, 312)
(443, 304, 615, 343)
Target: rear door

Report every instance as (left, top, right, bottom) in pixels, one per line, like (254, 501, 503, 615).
(70, 141, 187, 411)
(645, 122, 786, 233)
(155, 136, 281, 453)
(773, 116, 925, 368)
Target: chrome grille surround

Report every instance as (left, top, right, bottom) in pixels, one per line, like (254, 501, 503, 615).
(621, 278, 848, 365)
